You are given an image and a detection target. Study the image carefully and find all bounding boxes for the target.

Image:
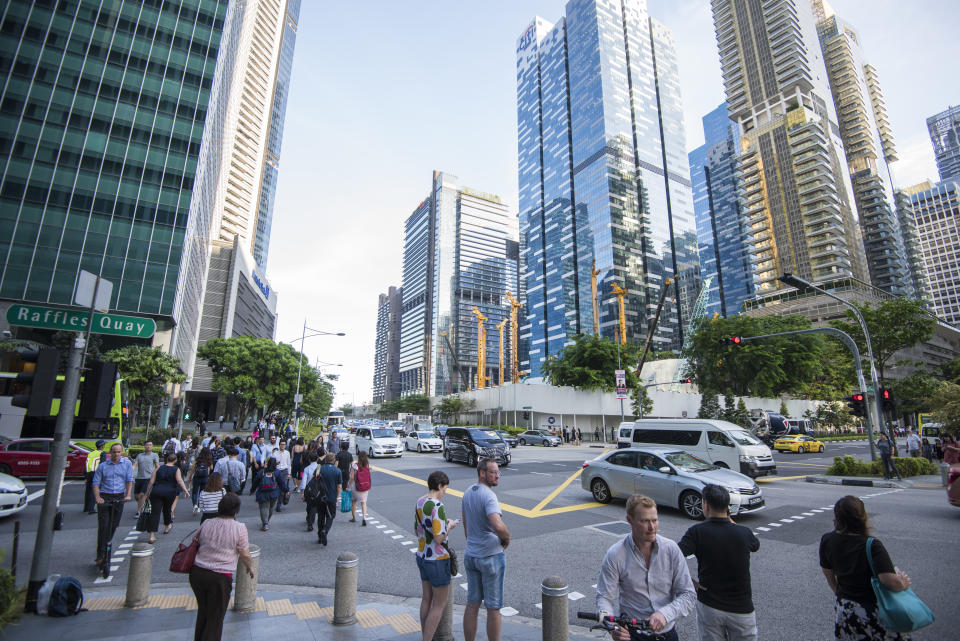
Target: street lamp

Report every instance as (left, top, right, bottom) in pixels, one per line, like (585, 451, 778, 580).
(777, 273, 887, 440)
(289, 320, 345, 430)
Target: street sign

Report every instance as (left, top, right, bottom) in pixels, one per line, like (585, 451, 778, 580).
(615, 369, 627, 399)
(74, 270, 113, 313)
(522, 405, 532, 409)
(294, 394, 303, 403)
(6, 304, 156, 338)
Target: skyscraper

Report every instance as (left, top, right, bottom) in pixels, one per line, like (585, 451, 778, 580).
(517, 0, 699, 379)
(372, 285, 402, 404)
(689, 103, 753, 317)
(398, 172, 518, 396)
(712, 0, 869, 297)
(0, 1, 241, 355)
(928, 105, 960, 183)
(908, 181, 960, 326)
(812, 0, 917, 298)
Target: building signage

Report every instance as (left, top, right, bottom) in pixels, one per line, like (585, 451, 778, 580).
(517, 23, 536, 52)
(7, 304, 156, 338)
(615, 369, 627, 399)
(251, 272, 270, 299)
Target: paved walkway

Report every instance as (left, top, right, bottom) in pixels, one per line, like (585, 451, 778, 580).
(5, 583, 599, 641)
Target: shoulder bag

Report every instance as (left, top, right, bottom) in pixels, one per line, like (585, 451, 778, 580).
(170, 527, 201, 573)
(866, 537, 934, 633)
(442, 542, 458, 576)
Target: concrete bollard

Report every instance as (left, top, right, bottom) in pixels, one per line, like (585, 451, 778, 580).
(541, 576, 569, 641)
(432, 590, 454, 641)
(940, 463, 950, 487)
(333, 552, 359, 625)
(233, 544, 261, 612)
(124, 543, 154, 607)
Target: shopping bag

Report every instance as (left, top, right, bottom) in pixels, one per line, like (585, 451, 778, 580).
(340, 490, 352, 513)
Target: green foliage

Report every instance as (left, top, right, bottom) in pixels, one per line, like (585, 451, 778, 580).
(630, 386, 654, 418)
(930, 381, 960, 435)
(722, 395, 736, 422)
(698, 393, 720, 419)
(731, 398, 751, 428)
(888, 373, 940, 417)
(0, 551, 23, 630)
(540, 334, 641, 392)
(435, 395, 476, 423)
(816, 401, 855, 431)
(826, 455, 937, 477)
(941, 358, 960, 383)
(829, 297, 936, 382)
(779, 401, 790, 418)
(339, 404, 354, 417)
(798, 337, 857, 400)
(681, 314, 828, 397)
(300, 374, 334, 420)
(103, 346, 186, 428)
(376, 394, 432, 418)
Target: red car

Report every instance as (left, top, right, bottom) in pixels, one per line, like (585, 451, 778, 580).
(0, 439, 91, 478)
(949, 463, 960, 508)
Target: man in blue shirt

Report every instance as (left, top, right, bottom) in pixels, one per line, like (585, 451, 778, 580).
(92, 443, 134, 566)
(249, 436, 268, 494)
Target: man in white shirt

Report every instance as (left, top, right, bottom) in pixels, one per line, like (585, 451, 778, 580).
(272, 440, 291, 511)
(180, 433, 193, 452)
(161, 435, 181, 457)
(906, 429, 922, 458)
(213, 446, 246, 493)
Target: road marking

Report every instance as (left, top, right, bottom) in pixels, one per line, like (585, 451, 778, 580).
(757, 475, 808, 482)
(118, 543, 133, 549)
(401, 540, 413, 546)
(376, 525, 385, 529)
(124, 536, 138, 541)
(789, 515, 805, 520)
(535, 603, 542, 610)
(552, 463, 566, 467)
(756, 527, 770, 532)
(821, 506, 833, 510)
(568, 591, 585, 601)
(110, 565, 119, 572)
(410, 548, 417, 553)
(25, 481, 75, 503)
(502, 607, 519, 616)
(384, 529, 395, 534)
(767, 523, 782, 527)
(529, 472, 552, 476)
(94, 576, 113, 584)
(531, 465, 587, 513)
(391, 535, 403, 539)
(779, 518, 795, 523)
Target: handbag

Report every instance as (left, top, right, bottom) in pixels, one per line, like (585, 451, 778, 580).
(135, 501, 151, 532)
(340, 490, 352, 513)
(866, 537, 934, 633)
(170, 528, 201, 574)
(443, 542, 458, 577)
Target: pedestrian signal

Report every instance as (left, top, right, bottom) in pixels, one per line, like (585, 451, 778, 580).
(845, 393, 866, 417)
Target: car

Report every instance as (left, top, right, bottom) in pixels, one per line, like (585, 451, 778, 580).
(330, 426, 350, 440)
(773, 434, 825, 454)
(406, 431, 443, 453)
(434, 425, 449, 438)
(495, 430, 519, 448)
(0, 472, 28, 518)
(444, 427, 510, 467)
(0, 438, 91, 478)
(948, 463, 960, 508)
(354, 427, 403, 458)
(518, 430, 561, 447)
(580, 447, 765, 519)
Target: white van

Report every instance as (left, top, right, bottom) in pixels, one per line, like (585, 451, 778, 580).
(354, 426, 403, 458)
(617, 419, 776, 478)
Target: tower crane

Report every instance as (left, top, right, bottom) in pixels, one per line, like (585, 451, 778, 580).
(472, 306, 489, 389)
(610, 282, 628, 346)
(591, 259, 601, 335)
(505, 291, 523, 383)
(496, 319, 507, 386)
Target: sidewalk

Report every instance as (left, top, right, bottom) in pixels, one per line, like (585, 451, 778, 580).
(5, 583, 600, 641)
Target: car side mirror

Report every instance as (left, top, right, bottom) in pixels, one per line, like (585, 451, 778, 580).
(658, 466, 672, 475)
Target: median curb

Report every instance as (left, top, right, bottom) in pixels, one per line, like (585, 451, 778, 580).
(805, 475, 908, 488)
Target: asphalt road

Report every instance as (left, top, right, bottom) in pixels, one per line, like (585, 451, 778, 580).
(4, 436, 954, 640)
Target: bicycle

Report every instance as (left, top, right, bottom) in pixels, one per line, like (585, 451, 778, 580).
(577, 611, 667, 641)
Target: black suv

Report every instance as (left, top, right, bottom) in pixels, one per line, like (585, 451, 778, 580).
(444, 427, 511, 467)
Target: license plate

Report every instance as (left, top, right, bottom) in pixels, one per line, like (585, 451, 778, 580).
(749, 497, 762, 506)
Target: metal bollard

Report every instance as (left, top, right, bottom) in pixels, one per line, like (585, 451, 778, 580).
(432, 590, 454, 641)
(233, 544, 261, 612)
(124, 543, 154, 607)
(541, 576, 569, 641)
(333, 552, 359, 625)
(940, 463, 950, 487)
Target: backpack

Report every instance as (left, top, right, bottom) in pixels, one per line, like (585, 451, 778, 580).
(259, 470, 277, 492)
(356, 465, 371, 492)
(162, 440, 177, 457)
(303, 474, 326, 505)
(226, 461, 242, 494)
(48, 576, 84, 616)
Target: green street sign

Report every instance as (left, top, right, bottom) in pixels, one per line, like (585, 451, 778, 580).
(6, 304, 156, 338)
(522, 405, 532, 409)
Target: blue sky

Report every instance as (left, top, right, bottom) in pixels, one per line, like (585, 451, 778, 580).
(267, 0, 959, 407)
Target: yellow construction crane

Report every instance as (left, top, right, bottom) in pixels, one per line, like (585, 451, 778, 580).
(591, 259, 601, 335)
(472, 306, 489, 389)
(610, 282, 627, 345)
(496, 319, 507, 386)
(505, 291, 523, 383)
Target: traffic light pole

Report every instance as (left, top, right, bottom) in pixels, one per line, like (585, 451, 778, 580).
(25, 333, 84, 612)
(741, 327, 875, 461)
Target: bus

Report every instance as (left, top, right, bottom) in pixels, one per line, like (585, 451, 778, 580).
(0, 373, 127, 451)
(326, 410, 345, 427)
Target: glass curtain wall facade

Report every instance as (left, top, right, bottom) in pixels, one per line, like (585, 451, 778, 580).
(372, 285, 401, 404)
(689, 103, 753, 317)
(909, 182, 960, 326)
(928, 105, 960, 184)
(0, 0, 233, 324)
(517, 0, 699, 379)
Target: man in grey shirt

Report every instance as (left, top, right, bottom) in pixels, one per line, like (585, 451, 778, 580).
(462, 458, 510, 641)
(133, 441, 159, 517)
(596, 494, 695, 640)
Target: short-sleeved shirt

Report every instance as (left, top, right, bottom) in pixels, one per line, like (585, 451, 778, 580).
(194, 517, 249, 576)
(678, 517, 760, 613)
(462, 483, 502, 558)
(318, 464, 342, 502)
(92, 457, 134, 493)
(134, 452, 160, 480)
(819, 532, 894, 606)
(415, 495, 450, 561)
(335, 450, 353, 484)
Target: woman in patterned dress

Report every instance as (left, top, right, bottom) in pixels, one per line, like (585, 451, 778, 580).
(414, 470, 459, 641)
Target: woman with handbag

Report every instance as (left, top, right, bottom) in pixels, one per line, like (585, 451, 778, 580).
(820, 495, 915, 640)
(254, 457, 288, 531)
(414, 470, 459, 641)
(144, 453, 190, 544)
(189, 493, 254, 641)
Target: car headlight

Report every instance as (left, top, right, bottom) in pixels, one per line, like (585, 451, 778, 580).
(740, 455, 757, 463)
(474, 444, 482, 453)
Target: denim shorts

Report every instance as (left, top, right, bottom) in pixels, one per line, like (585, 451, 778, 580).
(464, 553, 505, 610)
(416, 555, 451, 588)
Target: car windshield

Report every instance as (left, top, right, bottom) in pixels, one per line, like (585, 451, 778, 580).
(416, 432, 433, 438)
(469, 429, 501, 443)
(664, 451, 716, 472)
(728, 430, 762, 446)
(496, 431, 510, 437)
(372, 429, 395, 438)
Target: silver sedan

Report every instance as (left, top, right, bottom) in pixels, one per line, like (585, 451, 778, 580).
(580, 446, 765, 519)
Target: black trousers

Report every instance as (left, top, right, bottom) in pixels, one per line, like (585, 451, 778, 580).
(96, 495, 125, 560)
(316, 501, 336, 539)
(189, 565, 232, 641)
(83, 472, 96, 512)
(881, 454, 901, 479)
(148, 494, 176, 532)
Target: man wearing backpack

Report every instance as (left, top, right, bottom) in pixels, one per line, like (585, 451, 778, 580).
(214, 446, 246, 494)
(161, 436, 181, 457)
(302, 456, 326, 533)
(316, 453, 342, 546)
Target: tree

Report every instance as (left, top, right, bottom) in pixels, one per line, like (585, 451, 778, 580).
(722, 395, 736, 423)
(779, 401, 790, 418)
(929, 382, 960, 436)
(682, 314, 828, 397)
(798, 337, 857, 400)
(339, 404, 354, 417)
(940, 358, 960, 383)
(829, 298, 936, 384)
(698, 393, 720, 419)
(540, 334, 642, 392)
(732, 398, 751, 428)
(887, 373, 939, 417)
(630, 386, 654, 418)
(300, 374, 335, 419)
(102, 346, 185, 427)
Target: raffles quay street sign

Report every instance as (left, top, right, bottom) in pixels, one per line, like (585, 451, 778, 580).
(7, 304, 156, 338)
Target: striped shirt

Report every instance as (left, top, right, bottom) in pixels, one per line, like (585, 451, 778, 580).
(198, 489, 226, 514)
(194, 517, 249, 576)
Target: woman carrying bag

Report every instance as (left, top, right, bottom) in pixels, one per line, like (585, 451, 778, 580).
(188, 493, 254, 641)
(254, 457, 288, 531)
(144, 452, 190, 544)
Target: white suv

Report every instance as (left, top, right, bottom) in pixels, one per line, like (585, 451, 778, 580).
(354, 427, 403, 458)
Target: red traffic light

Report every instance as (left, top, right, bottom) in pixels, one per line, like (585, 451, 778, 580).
(852, 393, 864, 402)
(881, 389, 891, 400)
(731, 336, 742, 344)
(679, 378, 692, 384)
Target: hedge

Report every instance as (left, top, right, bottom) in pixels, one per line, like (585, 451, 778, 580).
(825, 455, 938, 478)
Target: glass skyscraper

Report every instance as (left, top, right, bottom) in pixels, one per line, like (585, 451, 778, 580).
(928, 105, 960, 184)
(0, 0, 237, 337)
(689, 103, 753, 318)
(517, 0, 699, 379)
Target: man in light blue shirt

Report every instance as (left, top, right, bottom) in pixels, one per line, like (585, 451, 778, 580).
(92, 444, 134, 566)
(462, 459, 510, 641)
(213, 446, 246, 493)
(249, 436, 268, 494)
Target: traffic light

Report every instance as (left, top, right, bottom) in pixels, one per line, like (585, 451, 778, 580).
(522, 411, 530, 420)
(11, 348, 59, 416)
(78, 359, 118, 419)
(295, 407, 304, 418)
(880, 388, 895, 412)
(183, 407, 192, 421)
(845, 393, 866, 417)
(720, 336, 743, 346)
(678, 378, 693, 384)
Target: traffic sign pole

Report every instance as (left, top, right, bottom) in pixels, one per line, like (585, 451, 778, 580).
(79, 274, 104, 371)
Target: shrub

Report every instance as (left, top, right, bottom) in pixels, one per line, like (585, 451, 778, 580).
(826, 455, 937, 477)
(0, 553, 23, 629)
